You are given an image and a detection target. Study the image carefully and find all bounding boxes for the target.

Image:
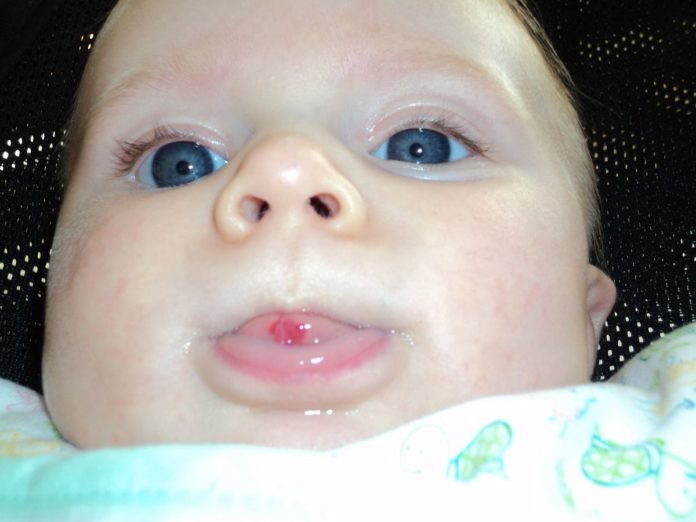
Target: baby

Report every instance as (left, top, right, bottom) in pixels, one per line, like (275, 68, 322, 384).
(41, 0, 618, 450)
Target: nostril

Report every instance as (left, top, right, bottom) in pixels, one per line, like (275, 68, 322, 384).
(309, 194, 339, 219)
(258, 201, 270, 220)
(240, 196, 270, 222)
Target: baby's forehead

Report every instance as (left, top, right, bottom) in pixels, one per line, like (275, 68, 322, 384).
(71, 0, 576, 176)
(86, 0, 551, 103)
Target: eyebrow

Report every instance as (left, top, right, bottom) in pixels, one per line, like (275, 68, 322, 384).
(74, 47, 528, 146)
(373, 50, 528, 117)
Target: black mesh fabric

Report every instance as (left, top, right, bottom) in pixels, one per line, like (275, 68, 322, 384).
(1, 1, 115, 391)
(0, 0, 694, 392)
(537, 0, 696, 379)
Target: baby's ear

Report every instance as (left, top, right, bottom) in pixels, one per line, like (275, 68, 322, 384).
(586, 265, 617, 349)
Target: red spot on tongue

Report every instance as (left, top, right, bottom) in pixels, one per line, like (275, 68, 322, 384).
(236, 312, 358, 347)
(269, 316, 307, 346)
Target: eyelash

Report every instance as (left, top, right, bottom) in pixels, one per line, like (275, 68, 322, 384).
(114, 124, 191, 177)
(386, 112, 488, 157)
(114, 114, 487, 176)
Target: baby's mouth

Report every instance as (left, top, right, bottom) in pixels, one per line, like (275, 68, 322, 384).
(215, 312, 391, 384)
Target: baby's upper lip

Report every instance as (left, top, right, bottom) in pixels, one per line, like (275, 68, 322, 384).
(194, 264, 407, 341)
(210, 304, 390, 341)
(234, 311, 366, 344)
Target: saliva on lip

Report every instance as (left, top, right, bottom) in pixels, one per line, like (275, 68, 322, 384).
(298, 356, 325, 367)
(304, 409, 334, 417)
(303, 409, 359, 417)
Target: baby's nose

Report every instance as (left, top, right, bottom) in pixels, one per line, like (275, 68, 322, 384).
(213, 134, 367, 242)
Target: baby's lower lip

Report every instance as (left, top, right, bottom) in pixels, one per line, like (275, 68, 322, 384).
(214, 312, 391, 384)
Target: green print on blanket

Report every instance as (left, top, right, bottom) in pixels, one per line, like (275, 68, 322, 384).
(582, 435, 657, 486)
(582, 434, 696, 519)
(448, 420, 513, 482)
(638, 324, 695, 365)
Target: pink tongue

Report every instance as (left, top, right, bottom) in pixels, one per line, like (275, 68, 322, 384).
(236, 312, 357, 346)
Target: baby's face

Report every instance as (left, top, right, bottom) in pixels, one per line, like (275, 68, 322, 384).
(43, 0, 615, 449)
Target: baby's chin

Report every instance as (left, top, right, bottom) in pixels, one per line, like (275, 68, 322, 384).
(52, 399, 418, 451)
(48, 374, 586, 452)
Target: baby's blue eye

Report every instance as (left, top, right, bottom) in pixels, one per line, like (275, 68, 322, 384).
(372, 128, 471, 164)
(139, 141, 227, 188)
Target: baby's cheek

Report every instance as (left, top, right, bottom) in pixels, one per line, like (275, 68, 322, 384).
(46, 206, 171, 404)
(491, 260, 589, 386)
(449, 197, 588, 387)
(53, 211, 149, 342)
